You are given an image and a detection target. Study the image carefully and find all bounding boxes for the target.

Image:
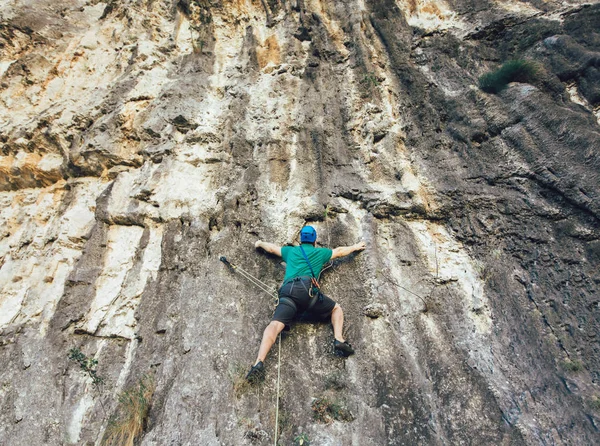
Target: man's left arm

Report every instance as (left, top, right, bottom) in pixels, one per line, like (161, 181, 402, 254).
(255, 240, 282, 257)
(331, 241, 366, 259)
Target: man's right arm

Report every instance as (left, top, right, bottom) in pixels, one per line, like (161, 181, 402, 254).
(331, 241, 366, 259)
(255, 240, 282, 257)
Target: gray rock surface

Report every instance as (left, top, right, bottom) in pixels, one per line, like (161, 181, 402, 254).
(0, 1, 599, 445)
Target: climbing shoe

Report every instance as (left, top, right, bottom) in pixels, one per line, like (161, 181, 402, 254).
(334, 340, 355, 357)
(245, 361, 265, 384)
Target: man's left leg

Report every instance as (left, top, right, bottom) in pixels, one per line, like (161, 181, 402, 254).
(310, 295, 355, 357)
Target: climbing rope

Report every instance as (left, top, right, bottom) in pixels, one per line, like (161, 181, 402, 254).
(220, 256, 282, 445)
(274, 332, 281, 446)
(220, 257, 279, 307)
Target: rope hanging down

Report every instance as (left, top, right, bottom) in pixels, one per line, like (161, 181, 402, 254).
(220, 256, 281, 445)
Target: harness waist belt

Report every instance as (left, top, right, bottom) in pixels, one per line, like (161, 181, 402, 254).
(279, 293, 319, 312)
(281, 276, 312, 286)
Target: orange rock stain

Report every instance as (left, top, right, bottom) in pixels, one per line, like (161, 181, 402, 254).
(422, 4, 442, 17)
(256, 35, 281, 69)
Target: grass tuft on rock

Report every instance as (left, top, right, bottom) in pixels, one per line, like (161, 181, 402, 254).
(229, 363, 253, 397)
(311, 397, 354, 424)
(102, 373, 155, 446)
(561, 359, 584, 372)
(479, 60, 540, 94)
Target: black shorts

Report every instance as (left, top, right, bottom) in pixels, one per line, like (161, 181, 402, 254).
(272, 277, 336, 330)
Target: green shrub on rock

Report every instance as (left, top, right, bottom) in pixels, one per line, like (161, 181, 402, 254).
(479, 60, 540, 93)
(562, 359, 584, 372)
(68, 347, 104, 386)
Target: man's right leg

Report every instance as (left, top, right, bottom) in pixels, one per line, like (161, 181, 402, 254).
(330, 304, 345, 342)
(246, 320, 285, 383)
(255, 320, 285, 365)
(247, 284, 301, 382)
(330, 304, 355, 357)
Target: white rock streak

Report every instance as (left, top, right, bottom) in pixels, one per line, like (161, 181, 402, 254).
(567, 82, 600, 126)
(77, 225, 144, 336)
(94, 225, 163, 339)
(67, 390, 95, 444)
(396, 0, 467, 34)
(407, 220, 492, 334)
(0, 179, 102, 332)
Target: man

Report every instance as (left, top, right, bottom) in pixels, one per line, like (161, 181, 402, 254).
(246, 225, 366, 382)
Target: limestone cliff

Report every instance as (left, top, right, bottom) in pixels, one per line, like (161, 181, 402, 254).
(0, 1, 599, 445)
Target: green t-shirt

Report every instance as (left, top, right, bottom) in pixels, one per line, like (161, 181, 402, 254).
(281, 244, 333, 282)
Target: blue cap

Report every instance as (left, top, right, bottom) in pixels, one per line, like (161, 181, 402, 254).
(300, 226, 317, 243)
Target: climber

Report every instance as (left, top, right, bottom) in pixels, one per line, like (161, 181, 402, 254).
(246, 225, 366, 382)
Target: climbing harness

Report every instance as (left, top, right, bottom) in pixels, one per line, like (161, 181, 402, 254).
(220, 256, 282, 446)
(299, 245, 329, 314)
(299, 245, 322, 298)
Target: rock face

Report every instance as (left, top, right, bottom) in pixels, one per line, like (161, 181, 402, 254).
(0, 0, 599, 444)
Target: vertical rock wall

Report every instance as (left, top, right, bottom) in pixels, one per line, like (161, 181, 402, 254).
(0, 1, 599, 444)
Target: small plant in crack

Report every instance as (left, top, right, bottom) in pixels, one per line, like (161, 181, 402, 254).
(293, 432, 311, 445)
(361, 72, 380, 87)
(68, 347, 106, 414)
(228, 363, 252, 397)
(68, 347, 104, 386)
(473, 259, 493, 283)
